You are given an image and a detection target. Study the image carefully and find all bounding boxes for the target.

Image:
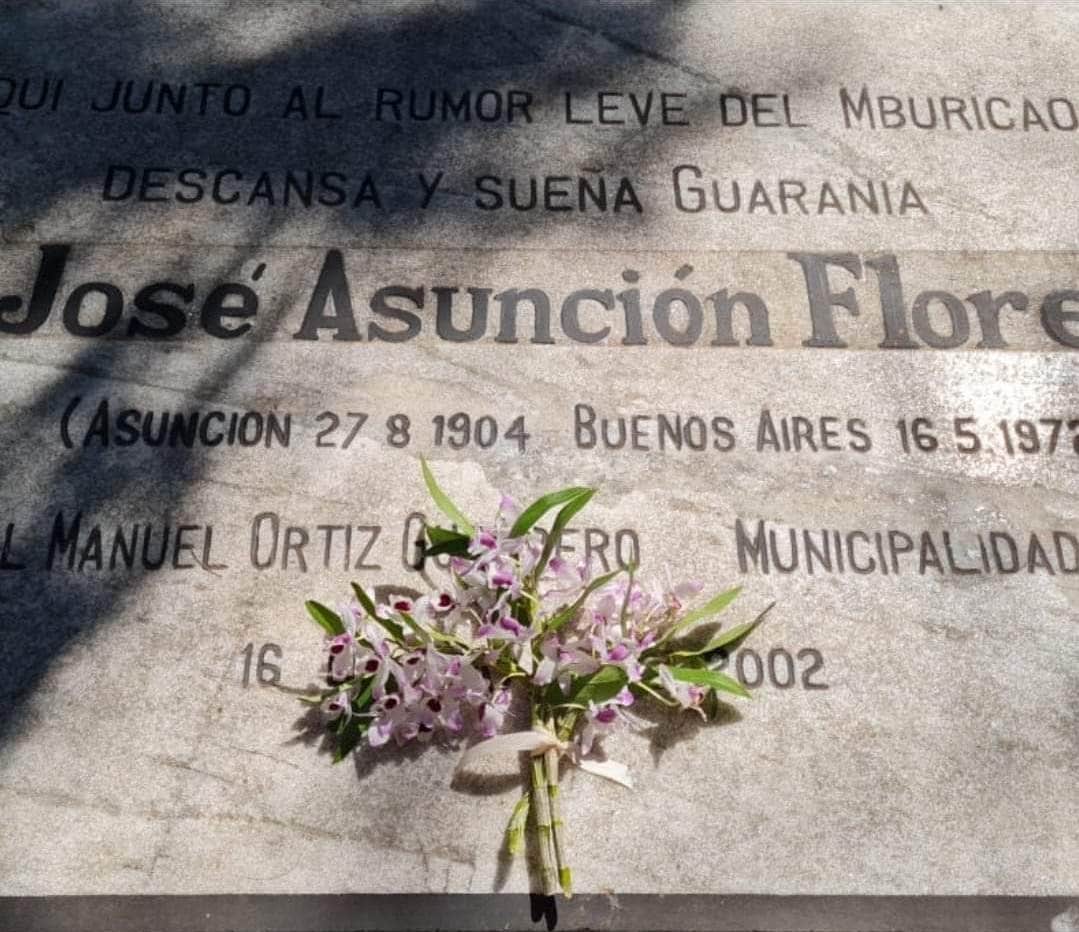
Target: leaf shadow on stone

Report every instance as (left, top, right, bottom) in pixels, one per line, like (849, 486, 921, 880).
(0, 2, 841, 901)
(450, 763, 524, 797)
(637, 693, 745, 768)
(287, 704, 338, 755)
(0, 0, 711, 748)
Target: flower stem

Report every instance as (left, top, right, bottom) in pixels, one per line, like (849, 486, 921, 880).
(544, 742, 572, 897)
(530, 753, 559, 896)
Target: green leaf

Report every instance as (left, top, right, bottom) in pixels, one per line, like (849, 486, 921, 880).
(671, 603, 774, 658)
(425, 538, 471, 557)
(425, 525, 460, 544)
(421, 458, 475, 537)
(350, 583, 406, 643)
(660, 586, 742, 645)
(298, 679, 358, 706)
(331, 679, 377, 762)
(505, 794, 531, 856)
(421, 623, 469, 650)
(352, 677, 376, 713)
(629, 678, 679, 708)
(545, 569, 622, 632)
(569, 665, 628, 707)
(332, 716, 368, 762)
(509, 486, 592, 538)
(536, 489, 595, 576)
(375, 615, 407, 644)
(424, 525, 472, 557)
(305, 600, 345, 636)
(667, 664, 751, 699)
(397, 611, 431, 644)
(350, 582, 378, 618)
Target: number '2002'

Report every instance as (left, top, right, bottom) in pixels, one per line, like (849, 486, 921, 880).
(713, 646, 829, 690)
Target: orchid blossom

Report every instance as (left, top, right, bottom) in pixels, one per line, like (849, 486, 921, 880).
(301, 461, 769, 897)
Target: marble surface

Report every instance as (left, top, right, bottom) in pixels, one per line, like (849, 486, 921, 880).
(0, 0, 1076, 898)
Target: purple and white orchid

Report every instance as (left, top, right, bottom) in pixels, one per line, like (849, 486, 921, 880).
(301, 462, 767, 898)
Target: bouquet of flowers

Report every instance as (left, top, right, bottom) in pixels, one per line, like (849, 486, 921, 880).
(301, 462, 769, 897)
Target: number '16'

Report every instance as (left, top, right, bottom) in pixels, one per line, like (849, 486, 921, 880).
(241, 642, 282, 687)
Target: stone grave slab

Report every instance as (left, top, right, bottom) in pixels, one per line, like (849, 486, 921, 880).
(0, 2, 1076, 929)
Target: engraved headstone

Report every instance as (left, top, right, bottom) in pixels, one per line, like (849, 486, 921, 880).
(0, 1, 1076, 927)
